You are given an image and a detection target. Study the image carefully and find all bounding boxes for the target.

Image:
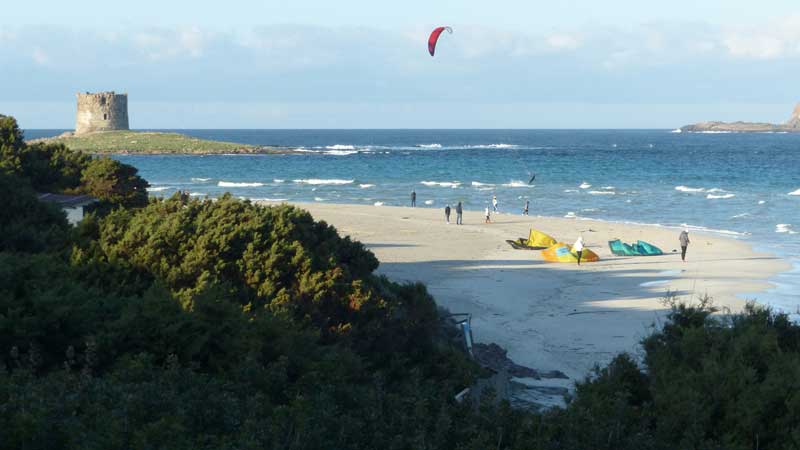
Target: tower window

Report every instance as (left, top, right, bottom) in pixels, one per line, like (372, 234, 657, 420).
(103, 114, 108, 120)
(100, 97, 106, 106)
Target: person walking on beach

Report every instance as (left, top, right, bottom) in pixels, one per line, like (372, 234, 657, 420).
(523, 199, 529, 216)
(492, 195, 498, 213)
(445, 204, 451, 224)
(485, 206, 491, 223)
(679, 229, 690, 262)
(411, 190, 416, 207)
(456, 201, 463, 225)
(574, 236, 585, 266)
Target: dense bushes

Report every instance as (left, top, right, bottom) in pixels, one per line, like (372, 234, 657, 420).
(0, 115, 147, 208)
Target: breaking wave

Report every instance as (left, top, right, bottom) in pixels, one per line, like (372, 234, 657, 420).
(218, 181, 264, 187)
(421, 181, 461, 188)
(579, 182, 591, 189)
(707, 193, 735, 199)
(324, 150, 359, 156)
(789, 188, 800, 196)
(471, 181, 495, 187)
(503, 180, 529, 188)
(293, 179, 354, 185)
(589, 190, 615, 195)
(373, 201, 384, 206)
(190, 177, 211, 182)
(147, 186, 172, 192)
(325, 145, 356, 150)
(359, 184, 375, 188)
(417, 144, 442, 148)
(776, 224, 797, 234)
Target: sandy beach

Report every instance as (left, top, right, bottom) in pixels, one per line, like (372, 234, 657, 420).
(260, 201, 790, 382)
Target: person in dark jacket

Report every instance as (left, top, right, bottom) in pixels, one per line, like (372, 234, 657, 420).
(455, 201, 463, 225)
(445, 204, 451, 224)
(411, 190, 416, 207)
(523, 200, 529, 216)
(679, 229, 690, 261)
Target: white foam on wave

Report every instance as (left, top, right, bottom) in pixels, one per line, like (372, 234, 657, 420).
(324, 150, 359, 156)
(503, 180, 529, 188)
(373, 201, 384, 206)
(189, 192, 206, 197)
(252, 197, 288, 202)
(218, 181, 265, 187)
(359, 184, 375, 188)
(147, 186, 172, 192)
(589, 190, 615, 195)
(602, 186, 615, 190)
(789, 189, 800, 196)
(424, 200, 434, 205)
(467, 143, 519, 149)
(564, 189, 578, 193)
(671, 128, 683, 133)
(326, 144, 356, 150)
(314, 197, 326, 202)
(293, 179, 354, 185)
(707, 193, 735, 199)
(191, 177, 211, 182)
(759, 200, 767, 205)
(564, 211, 577, 219)
(273, 179, 285, 183)
(579, 182, 591, 189)
(471, 181, 495, 187)
(730, 213, 751, 219)
(776, 224, 798, 234)
(417, 144, 442, 148)
(421, 181, 461, 188)
(675, 186, 705, 193)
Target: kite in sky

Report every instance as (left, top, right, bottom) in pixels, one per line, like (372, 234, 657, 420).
(428, 26, 453, 56)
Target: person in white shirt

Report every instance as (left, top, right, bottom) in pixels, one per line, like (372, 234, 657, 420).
(484, 206, 491, 223)
(492, 195, 498, 213)
(573, 236, 585, 265)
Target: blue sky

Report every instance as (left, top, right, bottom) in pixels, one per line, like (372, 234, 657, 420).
(3, 1, 800, 128)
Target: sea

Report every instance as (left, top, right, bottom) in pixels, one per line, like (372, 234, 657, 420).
(26, 129, 800, 314)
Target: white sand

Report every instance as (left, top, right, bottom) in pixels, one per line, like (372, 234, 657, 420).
(261, 202, 791, 380)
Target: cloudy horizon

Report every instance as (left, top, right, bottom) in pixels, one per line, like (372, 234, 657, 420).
(3, 1, 800, 128)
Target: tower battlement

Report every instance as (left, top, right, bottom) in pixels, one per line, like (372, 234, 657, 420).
(75, 91, 129, 135)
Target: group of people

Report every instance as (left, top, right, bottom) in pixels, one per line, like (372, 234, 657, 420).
(412, 190, 693, 263)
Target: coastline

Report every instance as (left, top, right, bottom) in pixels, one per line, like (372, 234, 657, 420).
(257, 201, 791, 380)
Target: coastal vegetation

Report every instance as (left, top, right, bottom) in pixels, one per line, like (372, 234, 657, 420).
(31, 130, 285, 154)
(3, 113, 800, 449)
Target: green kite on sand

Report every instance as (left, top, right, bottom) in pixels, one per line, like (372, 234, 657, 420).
(608, 239, 663, 256)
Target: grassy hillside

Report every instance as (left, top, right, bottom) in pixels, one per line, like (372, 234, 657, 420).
(36, 130, 285, 154)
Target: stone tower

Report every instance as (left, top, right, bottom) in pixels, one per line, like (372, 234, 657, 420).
(75, 91, 129, 135)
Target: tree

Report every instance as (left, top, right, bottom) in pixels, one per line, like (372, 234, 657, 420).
(80, 157, 149, 208)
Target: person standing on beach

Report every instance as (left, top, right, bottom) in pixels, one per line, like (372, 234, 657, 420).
(679, 229, 690, 261)
(492, 195, 498, 213)
(445, 204, 451, 224)
(485, 206, 491, 223)
(411, 190, 416, 207)
(523, 200, 529, 216)
(574, 236, 585, 265)
(456, 201, 463, 225)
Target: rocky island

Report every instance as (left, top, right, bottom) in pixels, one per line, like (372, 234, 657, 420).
(680, 103, 800, 133)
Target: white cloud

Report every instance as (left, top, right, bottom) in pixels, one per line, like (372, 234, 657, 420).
(133, 27, 212, 61)
(546, 33, 583, 51)
(31, 47, 49, 65)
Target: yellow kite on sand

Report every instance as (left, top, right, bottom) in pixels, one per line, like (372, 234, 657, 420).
(506, 228, 558, 250)
(541, 242, 600, 263)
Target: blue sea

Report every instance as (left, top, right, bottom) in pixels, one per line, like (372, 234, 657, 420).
(26, 129, 800, 313)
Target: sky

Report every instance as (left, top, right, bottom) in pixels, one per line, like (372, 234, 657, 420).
(3, 0, 800, 128)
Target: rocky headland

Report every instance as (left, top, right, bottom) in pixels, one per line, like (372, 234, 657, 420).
(680, 103, 800, 133)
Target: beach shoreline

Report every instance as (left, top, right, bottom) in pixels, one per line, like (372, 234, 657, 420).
(257, 200, 791, 381)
